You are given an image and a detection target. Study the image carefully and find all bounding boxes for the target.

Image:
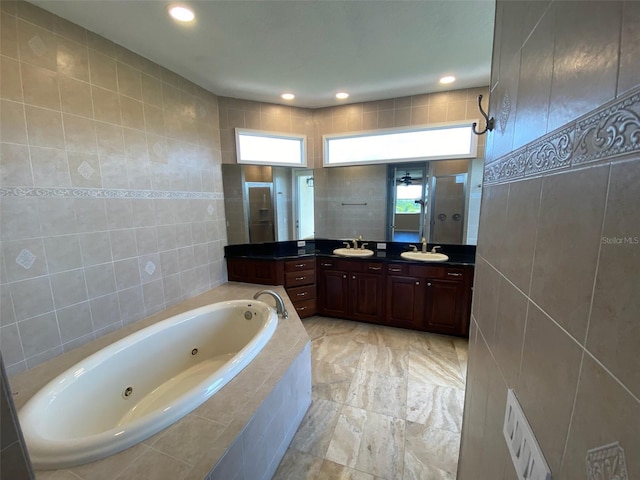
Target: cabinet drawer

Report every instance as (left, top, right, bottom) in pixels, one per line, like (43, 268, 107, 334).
(408, 264, 443, 278)
(293, 299, 316, 318)
(285, 270, 316, 287)
(317, 258, 350, 270)
(287, 284, 316, 301)
(365, 262, 384, 274)
(387, 263, 408, 275)
(284, 258, 316, 272)
(443, 267, 467, 280)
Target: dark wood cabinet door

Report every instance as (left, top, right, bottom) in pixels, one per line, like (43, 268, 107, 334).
(386, 275, 424, 329)
(318, 269, 349, 317)
(423, 279, 465, 335)
(350, 272, 384, 323)
(227, 258, 251, 281)
(226, 258, 281, 285)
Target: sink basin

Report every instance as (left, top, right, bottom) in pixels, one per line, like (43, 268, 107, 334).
(400, 251, 449, 262)
(333, 248, 375, 257)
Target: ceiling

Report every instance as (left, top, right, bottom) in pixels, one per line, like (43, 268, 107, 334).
(32, 0, 496, 108)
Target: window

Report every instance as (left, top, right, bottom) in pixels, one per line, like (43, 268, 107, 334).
(396, 184, 423, 214)
(236, 128, 306, 166)
(323, 121, 477, 167)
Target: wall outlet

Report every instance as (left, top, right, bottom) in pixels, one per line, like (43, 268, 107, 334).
(297, 240, 306, 247)
(503, 389, 552, 480)
(378, 243, 386, 250)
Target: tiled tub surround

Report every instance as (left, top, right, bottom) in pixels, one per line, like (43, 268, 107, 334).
(9, 283, 312, 480)
(458, 1, 640, 479)
(0, 0, 227, 376)
(274, 316, 468, 479)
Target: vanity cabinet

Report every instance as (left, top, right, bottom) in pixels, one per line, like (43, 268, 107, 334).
(226, 253, 473, 336)
(386, 262, 472, 336)
(317, 258, 385, 323)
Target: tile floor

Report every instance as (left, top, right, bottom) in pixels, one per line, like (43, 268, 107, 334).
(273, 316, 468, 480)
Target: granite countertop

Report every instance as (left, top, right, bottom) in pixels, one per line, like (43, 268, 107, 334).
(224, 239, 476, 267)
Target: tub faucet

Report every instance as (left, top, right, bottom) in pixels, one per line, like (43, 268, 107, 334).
(253, 290, 288, 319)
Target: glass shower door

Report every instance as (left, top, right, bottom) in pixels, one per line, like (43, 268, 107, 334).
(247, 183, 275, 243)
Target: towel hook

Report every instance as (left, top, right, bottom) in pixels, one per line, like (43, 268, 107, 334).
(472, 94, 495, 135)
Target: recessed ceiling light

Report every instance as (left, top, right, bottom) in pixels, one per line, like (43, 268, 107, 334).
(336, 92, 349, 100)
(439, 76, 456, 84)
(168, 4, 195, 22)
(281, 93, 295, 100)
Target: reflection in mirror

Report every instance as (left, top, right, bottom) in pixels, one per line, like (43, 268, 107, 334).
(222, 165, 315, 244)
(387, 164, 428, 243)
(315, 159, 483, 245)
(222, 160, 482, 246)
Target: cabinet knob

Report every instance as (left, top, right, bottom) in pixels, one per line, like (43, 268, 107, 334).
(427, 282, 432, 286)
(416, 281, 420, 285)
(343, 274, 347, 278)
(352, 275, 356, 279)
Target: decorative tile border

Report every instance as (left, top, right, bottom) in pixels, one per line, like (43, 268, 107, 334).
(586, 442, 628, 480)
(0, 187, 222, 200)
(485, 86, 640, 184)
(574, 92, 640, 165)
(525, 125, 573, 176)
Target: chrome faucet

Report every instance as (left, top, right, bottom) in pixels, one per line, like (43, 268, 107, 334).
(253, 289, 288, 319)
(421, 237, 427, 253)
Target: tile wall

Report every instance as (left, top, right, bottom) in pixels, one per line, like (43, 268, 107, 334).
(0, 0, 226, 376)
(1, 354, 33, 479)
(458, 1, 640, 479)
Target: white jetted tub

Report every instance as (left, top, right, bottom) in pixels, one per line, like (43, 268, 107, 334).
(18, 299, 278, 470)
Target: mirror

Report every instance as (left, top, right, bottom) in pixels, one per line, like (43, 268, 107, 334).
(222, 159, 482, 245)
(222, 165, 315, 244)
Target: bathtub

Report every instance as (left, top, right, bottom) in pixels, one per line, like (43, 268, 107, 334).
(18, 299, 278, 470)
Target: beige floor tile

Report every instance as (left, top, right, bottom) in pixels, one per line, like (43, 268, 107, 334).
(364, 324, 414, 349)
(312, 360, 356, 403)
(296, 316, 466, 480)
(357, 343, 408, 378)
(404, 421, 461, 476)
(272, 449, 323, 480)
(406, 382, 464, 432)
(407, 350, 465, 389)
(289, 398, 343, 458)
(345, 369, 407, 419)
(318, 459, 380, 479)
(312, 335, 365, 368)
